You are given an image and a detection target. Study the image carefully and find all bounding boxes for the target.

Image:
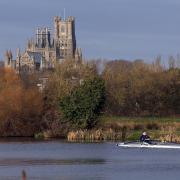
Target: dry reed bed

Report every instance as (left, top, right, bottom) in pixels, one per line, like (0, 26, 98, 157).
(67, 121, 180, 142)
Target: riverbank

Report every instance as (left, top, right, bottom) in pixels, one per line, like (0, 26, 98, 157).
(67, 116, 180, 142)
(2, 116, 179, 143)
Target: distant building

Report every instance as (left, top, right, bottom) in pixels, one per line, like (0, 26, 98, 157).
(4, 16, 82, 73)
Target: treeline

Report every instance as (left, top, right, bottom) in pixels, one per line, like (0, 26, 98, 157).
(0, 60, 105, 137)
(0, 57, 180, 137)
(103, 59, 180, 116)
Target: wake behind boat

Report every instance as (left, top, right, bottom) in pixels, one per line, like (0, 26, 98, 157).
(117, 141, 180, 149)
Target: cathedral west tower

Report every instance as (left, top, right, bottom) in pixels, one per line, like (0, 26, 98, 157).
(54, 16, 76, 61)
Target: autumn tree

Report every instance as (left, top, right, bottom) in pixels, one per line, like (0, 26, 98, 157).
(102, 58, 180, 116)
(42, 59, 99, 133)
(0, 68, 43, 136)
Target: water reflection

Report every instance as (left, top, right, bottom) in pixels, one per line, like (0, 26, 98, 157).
(0, 158, 106, 166)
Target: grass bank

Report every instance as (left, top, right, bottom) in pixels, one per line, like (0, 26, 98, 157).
(67, 116, 180, 142)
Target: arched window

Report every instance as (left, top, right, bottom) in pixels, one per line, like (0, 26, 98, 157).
(61, 26, 65, 33)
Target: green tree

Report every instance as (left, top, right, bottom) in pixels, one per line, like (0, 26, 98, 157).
(59, 77, 105, 129)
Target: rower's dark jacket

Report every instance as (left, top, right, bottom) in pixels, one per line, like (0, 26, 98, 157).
(140, 135, 150, 142)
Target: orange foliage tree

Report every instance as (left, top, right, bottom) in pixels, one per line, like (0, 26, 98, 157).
(0, 68, 43, 136)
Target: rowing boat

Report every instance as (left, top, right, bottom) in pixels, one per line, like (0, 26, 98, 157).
(117, 141, 180, 149)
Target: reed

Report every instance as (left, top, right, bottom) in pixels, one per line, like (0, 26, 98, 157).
(67, 116, 180, 141)
(67, 128, 123, 141)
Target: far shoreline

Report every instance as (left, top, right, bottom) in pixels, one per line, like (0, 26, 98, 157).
(0, 115, 179, 143)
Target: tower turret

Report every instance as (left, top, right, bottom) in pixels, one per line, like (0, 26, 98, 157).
(4, 50, 13, 68)
(75, 48, 82, 63)
(16, 48, 21, 72)
(9, 50, 13, 60)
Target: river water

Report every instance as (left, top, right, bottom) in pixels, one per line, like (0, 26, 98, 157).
(0, 140, 180, 179)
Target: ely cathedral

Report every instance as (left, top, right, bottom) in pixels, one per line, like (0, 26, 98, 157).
(4, 16, 82, 72)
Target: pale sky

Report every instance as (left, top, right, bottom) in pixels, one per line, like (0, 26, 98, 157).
(0, 0, 180, 62)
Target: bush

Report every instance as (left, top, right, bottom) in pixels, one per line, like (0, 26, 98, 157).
(59, 77, 105, 129)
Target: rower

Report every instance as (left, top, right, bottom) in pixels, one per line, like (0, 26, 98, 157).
(140, 132, 151, 144)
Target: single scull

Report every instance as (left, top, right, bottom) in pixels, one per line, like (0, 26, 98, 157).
(117, 141, 180, 149)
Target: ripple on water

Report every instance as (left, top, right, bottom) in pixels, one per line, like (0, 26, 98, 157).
(0, 158, 106, 166)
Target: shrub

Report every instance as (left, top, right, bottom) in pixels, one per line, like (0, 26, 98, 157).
(60, 77, 105, 129)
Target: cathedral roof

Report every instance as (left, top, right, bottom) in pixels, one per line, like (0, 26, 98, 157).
(27, 51, 42, 63)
